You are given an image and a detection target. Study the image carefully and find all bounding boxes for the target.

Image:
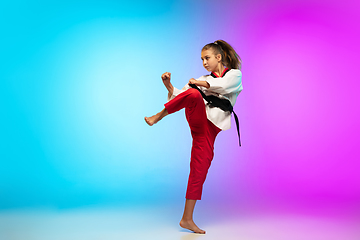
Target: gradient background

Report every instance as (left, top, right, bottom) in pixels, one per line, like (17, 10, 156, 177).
(1, 0, 359, 217)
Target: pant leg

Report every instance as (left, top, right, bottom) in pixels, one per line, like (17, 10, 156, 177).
(164, 88, 221, 200)
(186, 119, 221, 200)
(165, 88, 206, 126)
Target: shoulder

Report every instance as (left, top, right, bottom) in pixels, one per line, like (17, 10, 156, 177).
(223, 69, 242, 82)
(228, 69, 242, 77)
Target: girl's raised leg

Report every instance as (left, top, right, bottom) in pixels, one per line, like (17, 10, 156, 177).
(179, 199, 206, 234)
(144, 108, 168, 126)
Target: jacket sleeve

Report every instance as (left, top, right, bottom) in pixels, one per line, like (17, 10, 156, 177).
(167, 84, 191, 101)
(205, 70, 243, 95)
(167, 75, 208, 101)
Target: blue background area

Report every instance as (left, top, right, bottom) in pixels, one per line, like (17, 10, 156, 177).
(1, 0, 247, 209)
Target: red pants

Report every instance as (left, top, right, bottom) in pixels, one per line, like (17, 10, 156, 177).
(164, 88, 221, 200)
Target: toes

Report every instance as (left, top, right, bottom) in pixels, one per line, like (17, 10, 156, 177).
(144, 117, 152, 126)
(179, 220, 205, 234)
(194, 228, 205, 234)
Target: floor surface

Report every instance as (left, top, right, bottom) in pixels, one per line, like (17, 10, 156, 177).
(1, 205, 359, 240)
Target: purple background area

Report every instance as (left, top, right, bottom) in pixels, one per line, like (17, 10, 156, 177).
(197, 0, 360, 211)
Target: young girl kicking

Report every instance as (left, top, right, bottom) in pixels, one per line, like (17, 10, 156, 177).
(145, 40, 243, 234)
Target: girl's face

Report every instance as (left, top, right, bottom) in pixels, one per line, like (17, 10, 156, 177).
(201, 49, 221, 72)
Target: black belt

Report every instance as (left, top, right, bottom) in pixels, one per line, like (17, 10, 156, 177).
(189, 84, 241, 146)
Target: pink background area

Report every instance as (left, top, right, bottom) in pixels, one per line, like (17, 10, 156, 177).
(204, 0, 360, 211)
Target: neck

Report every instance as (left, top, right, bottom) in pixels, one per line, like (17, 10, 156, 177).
(214, 64, 225, 77)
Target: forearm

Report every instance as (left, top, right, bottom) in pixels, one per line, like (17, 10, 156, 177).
(166, 82, 174, 95)
(188, 78, 210, 88)
(196, 80, 210, 88)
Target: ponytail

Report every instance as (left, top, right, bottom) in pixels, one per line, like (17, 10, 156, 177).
(202, 40, 242, 70)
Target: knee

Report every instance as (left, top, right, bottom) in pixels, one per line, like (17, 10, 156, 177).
(187, 88, 202, 100)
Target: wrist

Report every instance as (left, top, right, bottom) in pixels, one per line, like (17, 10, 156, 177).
(200, 81, 210, 88)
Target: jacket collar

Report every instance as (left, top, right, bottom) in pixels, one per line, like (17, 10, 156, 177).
(211, 68, 230, 78)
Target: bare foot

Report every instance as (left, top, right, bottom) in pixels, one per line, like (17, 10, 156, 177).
(144, 111, 163, 126)
(144, 115, 158, 126)
(179, 219, 206, 234)
(145, 109, 168, 126)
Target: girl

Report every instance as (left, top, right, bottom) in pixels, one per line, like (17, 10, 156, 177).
(145, 40, 242, 234)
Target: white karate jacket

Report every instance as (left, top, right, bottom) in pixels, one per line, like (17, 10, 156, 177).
(168, 69, 243, 130)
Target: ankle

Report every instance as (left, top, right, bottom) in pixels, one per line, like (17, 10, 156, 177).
(181, 217, 193, 222)
(159, 109, 168, 119)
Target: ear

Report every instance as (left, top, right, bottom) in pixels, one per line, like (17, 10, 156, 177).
(216, 53, 222, 62)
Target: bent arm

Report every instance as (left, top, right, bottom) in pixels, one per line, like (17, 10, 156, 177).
(206, 70, 243, 95)
(167, 84, 191, 101)
(166, 82, 174, 96)
(188, 78, 210, 88)
(162, 72, 174, 96)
